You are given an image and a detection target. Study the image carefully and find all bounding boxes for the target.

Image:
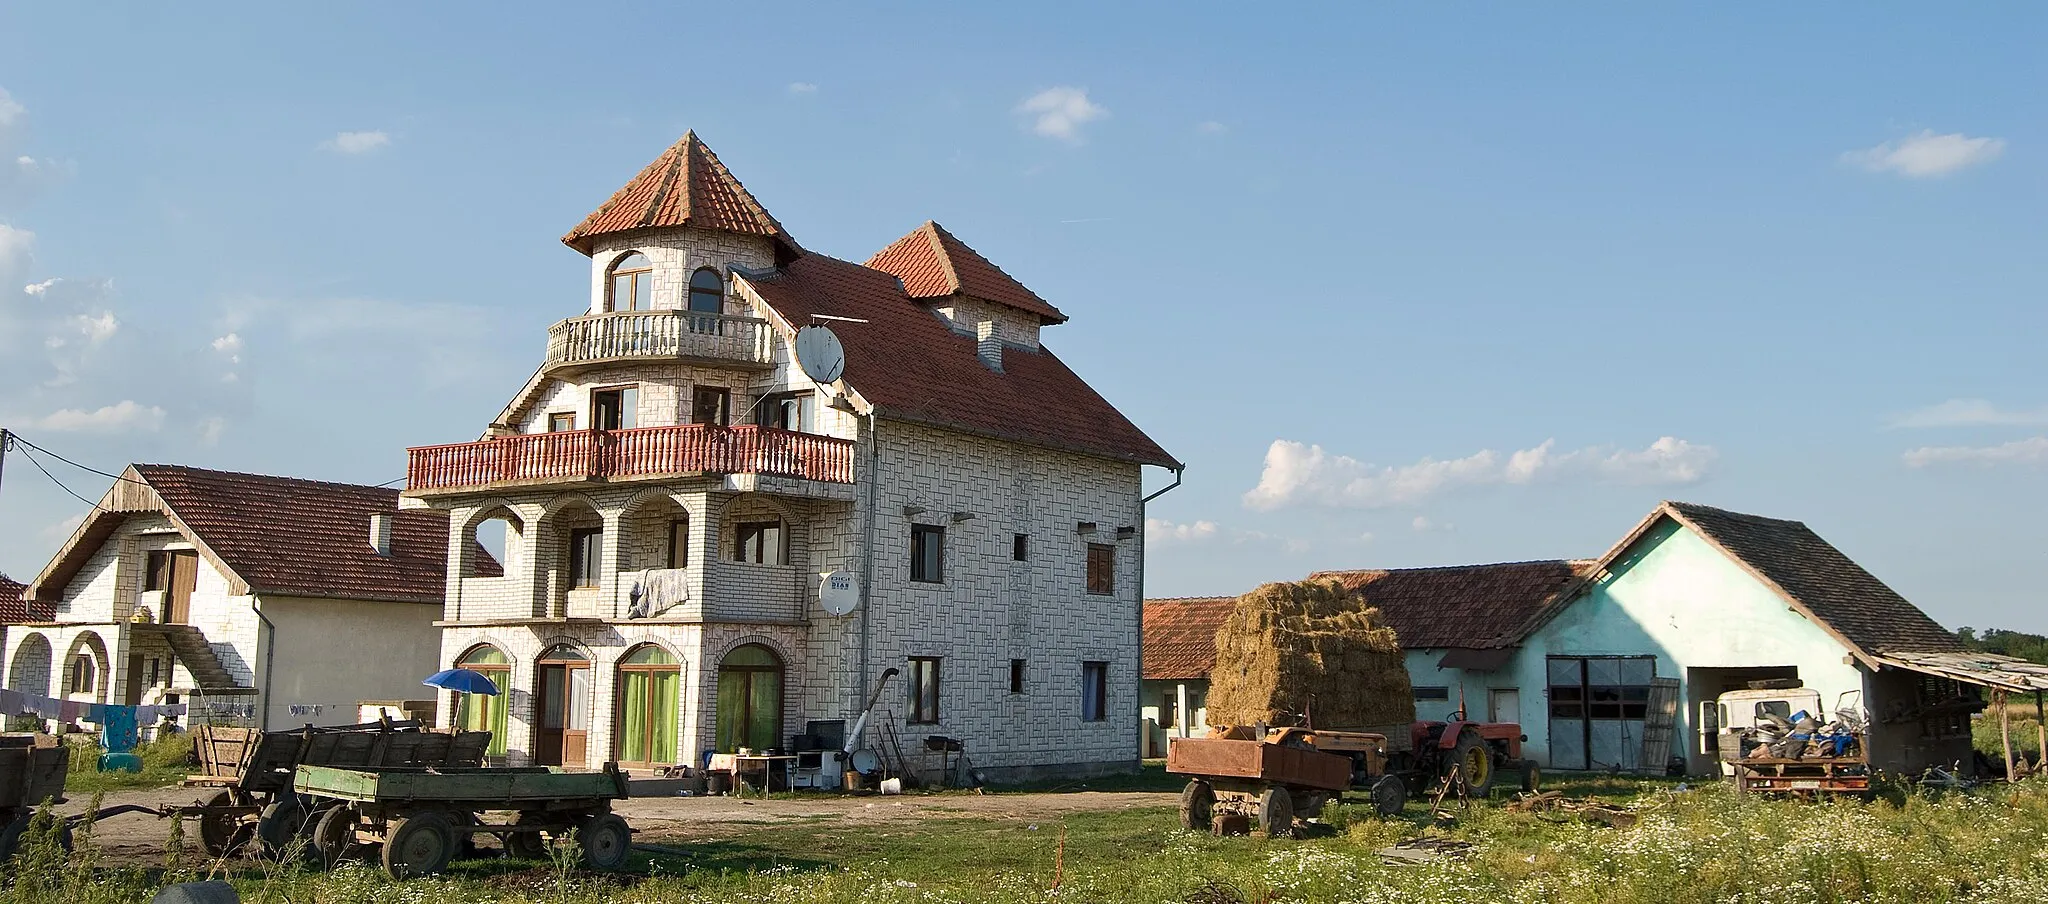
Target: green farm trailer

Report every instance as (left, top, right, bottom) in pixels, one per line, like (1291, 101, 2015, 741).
(290, 762, 633, 879)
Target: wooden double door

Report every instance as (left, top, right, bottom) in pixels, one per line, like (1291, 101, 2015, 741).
(535, 647, 591, 767)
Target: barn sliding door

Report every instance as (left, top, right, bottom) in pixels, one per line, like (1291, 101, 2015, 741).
(1547, 656, 1656, 771)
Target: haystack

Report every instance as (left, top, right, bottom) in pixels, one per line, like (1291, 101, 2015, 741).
(1205, 580, 1415, 733)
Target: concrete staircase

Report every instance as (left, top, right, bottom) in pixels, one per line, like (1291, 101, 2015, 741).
(147, 624, 246, 693)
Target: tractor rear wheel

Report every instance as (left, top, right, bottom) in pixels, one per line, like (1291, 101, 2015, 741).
(1178, 780, 1215, 831)
(1449, 731, 1495, 798)
(1257, 786, 1294, 839)
(1370, 775, 1407, 816)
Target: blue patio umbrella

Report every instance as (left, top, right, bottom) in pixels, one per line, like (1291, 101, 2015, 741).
(425, 668, 500, 734)
(424, 668, 501, 696)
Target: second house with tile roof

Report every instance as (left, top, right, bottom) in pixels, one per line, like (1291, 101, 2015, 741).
(403, 133, 1179, 779)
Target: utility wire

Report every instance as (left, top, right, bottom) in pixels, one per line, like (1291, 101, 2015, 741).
(13, 444, 108, 513)
(8, 433, 151, 487)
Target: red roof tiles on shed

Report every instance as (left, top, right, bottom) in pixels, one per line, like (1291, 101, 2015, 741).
(561, 131, 797, 256)
(1143, 596, 1237, 680)
(1308, 560, 1596, 651)
(0, 576, 54, 624)
(866, 222, 1067, 324)
(743, 253, 1177, 468)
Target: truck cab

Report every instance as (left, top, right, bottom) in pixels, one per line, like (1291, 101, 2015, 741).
(1702, 685, 1867, 777)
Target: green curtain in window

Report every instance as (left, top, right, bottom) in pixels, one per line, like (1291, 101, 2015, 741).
(461, 680, 508, 757)
(619, 671, 649, 763)
(716, 669, 748, 753)
(746, 669, 780, 751)
(649, 670, 679, 764)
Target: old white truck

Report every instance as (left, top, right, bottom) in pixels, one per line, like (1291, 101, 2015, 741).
(1700, 682, 1870, 793)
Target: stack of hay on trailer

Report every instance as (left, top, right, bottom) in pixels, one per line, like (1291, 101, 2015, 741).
(1205, 580, 1416, 745)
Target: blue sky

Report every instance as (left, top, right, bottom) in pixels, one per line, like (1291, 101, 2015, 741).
(1, 4, 2042, 631)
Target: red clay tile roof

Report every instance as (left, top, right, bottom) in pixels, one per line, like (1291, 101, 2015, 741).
(866, 222, 1067, 324)
(0, 576, 54, 624)
(1143, 596, 1237, 680)
(130, 465, 488, 605)
(562, 131, 797, 256)
(743, 253, 1176, 467)
(1654, 502, 1965, 658)
(1308, 560, 1597, 650)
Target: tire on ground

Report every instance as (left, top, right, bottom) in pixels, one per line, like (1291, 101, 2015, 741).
(381, 811, 458, 880)
(1257, 786, 1294, 839)
(1179, 780, 1215, 832)
(504, 811, 551, 860)
(1519, 759, 1541, 794)
(577, 812, 632, 872)
(256, 797, 308, 858)
(311, 805, 357, 869)
(195, 790, 245, 857)
(1370, 774, 1407, 817)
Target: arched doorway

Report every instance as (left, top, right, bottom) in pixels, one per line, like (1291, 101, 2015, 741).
(615, 645, 680, 769)
(715, 644, 783, 753)
(8, 634, 53, 697)
(456, 645, 511, 758)
(535, 644, 591, 766)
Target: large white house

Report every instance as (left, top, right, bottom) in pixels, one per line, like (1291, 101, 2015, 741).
(402, 132, 1179, 780)
(5, 465, 468, 731)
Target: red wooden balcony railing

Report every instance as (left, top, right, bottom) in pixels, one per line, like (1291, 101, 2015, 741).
(406, 425, 857, 492)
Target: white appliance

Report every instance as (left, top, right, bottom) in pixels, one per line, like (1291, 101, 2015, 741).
(791, 749, 845, 790)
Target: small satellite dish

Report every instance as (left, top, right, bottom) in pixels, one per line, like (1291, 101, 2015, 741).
(850, 748, 883, 775)
(818, 570, 861, 617)
(794, 325, 846, 385)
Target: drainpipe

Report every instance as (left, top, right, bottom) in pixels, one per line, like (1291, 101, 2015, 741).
(1135, 466, 1185, 763)
(250, 596, 277, 731)
(856, 410, 881, 718)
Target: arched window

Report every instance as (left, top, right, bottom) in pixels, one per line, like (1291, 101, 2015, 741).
(716, 644, 783, 753)
(536, 644, 591, 767)
(616, 645, 681, 768)
(456, 645, 511, 757)
(688, 267, 724, 314)
(608, 253, 652, 312)
(68, 651, 96, 695)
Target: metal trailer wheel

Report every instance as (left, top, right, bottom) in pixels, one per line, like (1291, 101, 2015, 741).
(256, 797, 309, 859)
(1370, 775, 1407, 817)
(311, 805, 358, 869)
(1257, 786, 1295, 839)
(503, 812, 551, 860)
(576, 813, 632, 872)
(0, 812, 30, 862)
(1449, 731, 1495, 798)
(196, 790, 251, 857)
(381, 811, 458, 880)
(1519, 759, 1541, 793)
(1179, 780, 1216, 831)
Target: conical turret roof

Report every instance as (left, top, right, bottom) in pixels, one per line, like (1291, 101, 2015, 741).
(562, 131, 797, 256)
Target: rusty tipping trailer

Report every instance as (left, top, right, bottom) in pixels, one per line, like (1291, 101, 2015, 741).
(1167, 728, 1404, 838)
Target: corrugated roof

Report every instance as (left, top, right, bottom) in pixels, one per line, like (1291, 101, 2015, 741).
(561, 131, 797, 256)
(1143, 596, 1236, 680)
(865, 222, 1067, 323)
(1309, 560, 1596, 650)
(742, 253, 1177, 468)
(1655, 501, 1966, 659)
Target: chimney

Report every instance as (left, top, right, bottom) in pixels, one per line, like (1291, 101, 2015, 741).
(976, 321, 1003, 373)
(369, 513, 393, 557)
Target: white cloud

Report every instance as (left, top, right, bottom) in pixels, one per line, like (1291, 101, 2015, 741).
(1017, 87, 1108, 143)
(69, 311, 118, 344)
(1196, 120, 1227, 135)
(22, 277, 57, 295)
(41, 513, 84, 542)
(28, 400, 166, 433)
(1903, 437, 2048, 468)
(199, 416, 227, 446)
(1245, 436, 1716, 511)
(1892, 399, 2048, 429)
(1411, 516, 1455, 533)
(212, 331, 243, 363)
(787, 82, 818, 95)
(1844, 130, 2006, 178)
(0, 87, 22, 128)
(1146, 517, 1220, 546)
(323, 130, 391, 154)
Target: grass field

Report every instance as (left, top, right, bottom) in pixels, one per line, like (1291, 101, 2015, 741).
(8, 773, 2048, 904)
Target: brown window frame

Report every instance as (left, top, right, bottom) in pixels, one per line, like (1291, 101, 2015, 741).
(691, 386, 731, 427)
(591, 385, 638, 431)
(1086, 544, 1115, 595)
(568, 527, 603, 589)
(69, 654, 95, 695)
(910, 525, 945, 583)
(666, 518, 690, 569)
(734, 521, 784, 566)
(547, 412, 577, 433)
(909, 656, 942, 724)
(687, 266, 725, 314)
(607, 252, 653, 313)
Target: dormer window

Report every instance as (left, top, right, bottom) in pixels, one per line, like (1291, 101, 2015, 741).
(608, 253, 652, 312)
(688, 267, 724, 315)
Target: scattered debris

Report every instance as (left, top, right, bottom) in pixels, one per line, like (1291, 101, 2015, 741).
(1505, 791, 1641, 828)
(1376, 837, 1474, 865)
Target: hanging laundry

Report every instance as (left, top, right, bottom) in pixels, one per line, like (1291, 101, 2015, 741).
(0, 689, 21, 717)
(58, 701, 81, 722)
(83, 703, 107, 723)
(33, 696, 59, 719)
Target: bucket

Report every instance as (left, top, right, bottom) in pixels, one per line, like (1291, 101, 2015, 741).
(880, 777, 903, 795)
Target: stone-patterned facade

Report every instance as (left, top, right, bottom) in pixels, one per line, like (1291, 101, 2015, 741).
(412, 137, 1166, 781)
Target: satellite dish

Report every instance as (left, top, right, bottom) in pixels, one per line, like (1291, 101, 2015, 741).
(794, 325, 846, 385)
(818, 570, 861, 617)
(850, 748, 883, 775)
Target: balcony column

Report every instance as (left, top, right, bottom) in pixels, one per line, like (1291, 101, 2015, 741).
(600, 508, 627, 620)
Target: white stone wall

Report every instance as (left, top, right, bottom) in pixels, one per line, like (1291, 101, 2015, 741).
(933, 296, 1042, 350)
(263, 596, 443, 729)
(48, 515, 263, 692)
(585, 229, 776, 317)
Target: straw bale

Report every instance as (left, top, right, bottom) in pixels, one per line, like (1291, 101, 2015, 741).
(1206, 580, 1416, 730)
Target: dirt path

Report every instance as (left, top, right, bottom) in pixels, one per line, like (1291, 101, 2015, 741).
(54, 786, 1179, 862)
